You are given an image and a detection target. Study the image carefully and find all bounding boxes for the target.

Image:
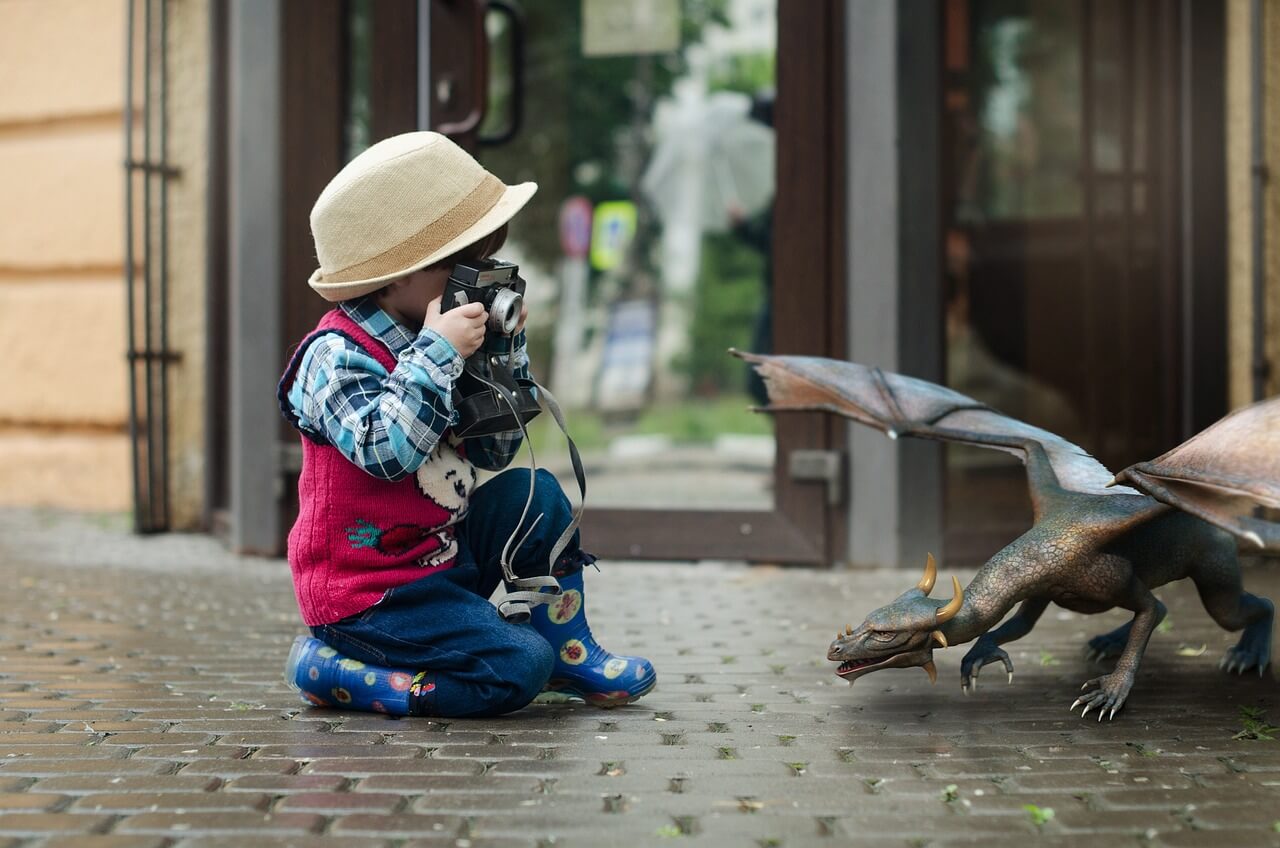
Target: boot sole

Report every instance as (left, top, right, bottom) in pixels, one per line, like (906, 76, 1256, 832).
(543, 675, 657, 708)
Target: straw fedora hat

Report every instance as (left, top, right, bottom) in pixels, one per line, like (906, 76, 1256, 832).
(308, 131, 537, 302)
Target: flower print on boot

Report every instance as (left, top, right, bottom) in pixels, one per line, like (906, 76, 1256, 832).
(529, 565, 656, 707)
(284, 635, 437, 716)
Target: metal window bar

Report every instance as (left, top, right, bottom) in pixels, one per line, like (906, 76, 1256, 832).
(124, 0, 180, 533)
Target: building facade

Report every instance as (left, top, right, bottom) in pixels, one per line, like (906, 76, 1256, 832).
(5, 0, 1276, 569)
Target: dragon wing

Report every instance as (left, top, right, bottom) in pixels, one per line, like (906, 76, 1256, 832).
(733, 352, 1141, 519)
(1111, 396, 1280, 549)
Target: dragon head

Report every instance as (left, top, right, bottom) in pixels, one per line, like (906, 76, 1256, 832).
(828, 554, 963, 685)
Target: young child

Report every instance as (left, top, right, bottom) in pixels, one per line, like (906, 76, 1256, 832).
(278, 131, 655, 718)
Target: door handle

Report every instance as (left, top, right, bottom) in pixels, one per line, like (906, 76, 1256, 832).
(478, 0, 524, 146)
(433, 0, 488, 137)
(789, 449, 846, 507)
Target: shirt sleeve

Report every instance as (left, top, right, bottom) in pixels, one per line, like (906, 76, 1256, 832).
(464, 330, 532, 471)
(286, 329, 465, 481)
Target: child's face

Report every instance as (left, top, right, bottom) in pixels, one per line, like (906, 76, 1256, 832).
(376, 266, 451, 329)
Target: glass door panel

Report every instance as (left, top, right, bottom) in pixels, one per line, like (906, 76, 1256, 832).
(474, 0, 778, 512)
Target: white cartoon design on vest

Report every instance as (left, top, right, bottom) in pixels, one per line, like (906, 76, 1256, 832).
(415, 434, 476, 518)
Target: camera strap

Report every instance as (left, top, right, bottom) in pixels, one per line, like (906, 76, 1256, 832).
(463, 359, 588, 623)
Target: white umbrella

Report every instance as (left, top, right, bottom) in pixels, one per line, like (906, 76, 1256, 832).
(640, 88, 775, 235)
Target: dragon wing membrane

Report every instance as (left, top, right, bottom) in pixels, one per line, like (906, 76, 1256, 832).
(1112, 396, 1280, 549)
(732, 352, 1140, 518)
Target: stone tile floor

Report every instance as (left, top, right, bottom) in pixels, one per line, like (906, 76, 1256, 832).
(0, 508, 1277, 847)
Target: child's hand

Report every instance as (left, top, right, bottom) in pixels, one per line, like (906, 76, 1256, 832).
(424, 295, 488, 358)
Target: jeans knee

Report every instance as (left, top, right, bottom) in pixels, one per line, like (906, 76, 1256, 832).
(497, 628, 555, 708)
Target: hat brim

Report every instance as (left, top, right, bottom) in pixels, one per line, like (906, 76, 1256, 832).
(307, 181, 538, 302)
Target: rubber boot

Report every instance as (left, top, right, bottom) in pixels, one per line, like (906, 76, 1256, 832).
(283, 635, 437, 716)
(528, 566, 656, 707)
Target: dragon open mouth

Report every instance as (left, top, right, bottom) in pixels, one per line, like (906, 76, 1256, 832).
(835, 656, 897, 678)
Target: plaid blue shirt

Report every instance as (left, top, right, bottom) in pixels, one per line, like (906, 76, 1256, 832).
(286, 296, 528, 480)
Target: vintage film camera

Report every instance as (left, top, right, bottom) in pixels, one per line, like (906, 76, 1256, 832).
(441, 258, 541, 437)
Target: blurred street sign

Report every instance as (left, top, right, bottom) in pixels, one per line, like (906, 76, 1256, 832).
(596, 299, 656, 411)
(559, 195, 593, 258)
(590, 201, 637, 271)
(582, 0, 679, 57)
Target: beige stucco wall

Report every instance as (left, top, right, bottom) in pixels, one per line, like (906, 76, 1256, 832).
(0, 0, 209, 526)
(0, 0, 130, 511)
(1226, 0, 1280, 409)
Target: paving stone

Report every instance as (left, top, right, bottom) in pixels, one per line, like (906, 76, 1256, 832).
(177, 759, 300, 776)
(0, 759, 176, 776)
(39, 838, 173, 848)
(71, 791, 272, 812)
(224, 774, 349, 793)
(116, 811, 325, 835)
(0, 812, 116, 835)
(33, 775, 222, 794)
(174, 839, 394, 848)
(330, 813, 465, 836)
(276, 791, 407, 813)
(0, 792, 68, 811)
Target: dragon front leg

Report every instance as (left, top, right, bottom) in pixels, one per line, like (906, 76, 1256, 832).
(1085, 600, 1167, 663)
(1071, 585, 1161, 721)
(960, 598, 1048, 693)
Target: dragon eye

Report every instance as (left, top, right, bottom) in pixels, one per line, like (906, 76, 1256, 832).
(870, 631, 897, 642)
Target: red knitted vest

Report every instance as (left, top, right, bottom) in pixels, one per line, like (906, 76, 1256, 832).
(279, 308, 472, 625)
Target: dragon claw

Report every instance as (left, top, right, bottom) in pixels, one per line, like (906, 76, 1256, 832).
(1073, 673, 1131, 720)
(1070, 698, 1083, 712)
(959, 639, 1012, 694)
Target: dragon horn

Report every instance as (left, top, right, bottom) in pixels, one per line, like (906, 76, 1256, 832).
(923, 660, 937, 684)
(935, 576, 964, 623)
(845, 624, 853, 635)
(917, 553, 937, 595)
(931, 630, 948, 648)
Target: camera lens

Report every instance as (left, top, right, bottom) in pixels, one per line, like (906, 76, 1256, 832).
(488, 288, 523, 336)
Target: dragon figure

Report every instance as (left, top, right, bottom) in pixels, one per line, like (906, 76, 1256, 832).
(734, 351, 1279, 720)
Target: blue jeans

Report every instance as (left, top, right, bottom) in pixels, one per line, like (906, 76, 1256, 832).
(311, 468, 581, 718)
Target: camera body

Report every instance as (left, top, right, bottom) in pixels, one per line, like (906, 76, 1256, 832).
(441, 258, 541, 437)
(442, 258, 527, 336)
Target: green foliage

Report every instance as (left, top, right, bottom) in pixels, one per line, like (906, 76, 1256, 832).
(1024, 804, 1055, 827)
(709, 51, 776, 95)
(941, 784, 959, 803)
(479, 0, 734, 271)
(682, 232, 768, 394)
(1234, 706, 1279, 741)
(1038, 650, 1060, 667)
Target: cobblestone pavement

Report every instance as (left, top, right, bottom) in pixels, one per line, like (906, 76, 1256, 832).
(0, 508, 1278, 848)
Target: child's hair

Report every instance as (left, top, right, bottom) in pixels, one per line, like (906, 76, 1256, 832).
(426, 223, 509, 270)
